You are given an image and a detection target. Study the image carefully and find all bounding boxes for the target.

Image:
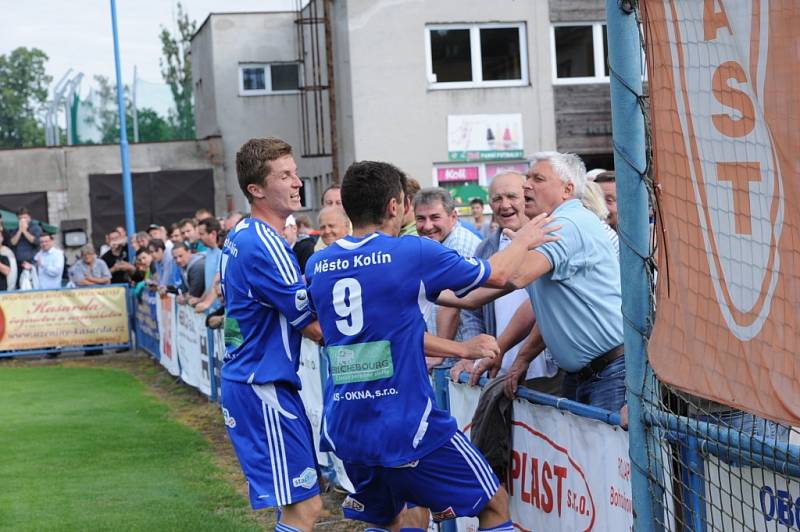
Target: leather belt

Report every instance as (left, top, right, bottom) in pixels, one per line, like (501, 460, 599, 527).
(569, 344, 625, 382)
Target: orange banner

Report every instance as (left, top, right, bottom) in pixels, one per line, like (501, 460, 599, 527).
(0, 286, 130, 351)
(642, 0, 800, 424)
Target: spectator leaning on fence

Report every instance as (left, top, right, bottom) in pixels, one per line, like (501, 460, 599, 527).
(147, 239, 174, 288)
(69, 244, 111, 286)
(179, 218, 208, 253)
(452, 171, 562, 390)
(439, 151, 626, 414)
(31, 232, 64, 289)
(0, 230, 17, 290)
(171, 242, 205, 299)
(192, 217, 222, 312)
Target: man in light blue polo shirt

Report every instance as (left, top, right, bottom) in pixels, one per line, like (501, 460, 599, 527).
(193, 217, 222, 313)
(438, 151, 625, 412)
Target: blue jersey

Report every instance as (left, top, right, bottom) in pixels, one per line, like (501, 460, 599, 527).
(220, 218, 314, 386)
(305, 232, 491, 467)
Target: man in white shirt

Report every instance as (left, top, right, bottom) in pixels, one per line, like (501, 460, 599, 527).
(30, 232, 64, 289)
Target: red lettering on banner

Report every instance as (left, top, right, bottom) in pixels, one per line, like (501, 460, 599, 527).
(509, 450, 520, 497)
(712, 61, 756, 138)
(510, 450, 572, 516)
(521, 452, 530, 503)
(717, 162, 761, 234)
(541, 461, 553, 513)
(703, 0, 732, 41)
(554, 465, 568, 516)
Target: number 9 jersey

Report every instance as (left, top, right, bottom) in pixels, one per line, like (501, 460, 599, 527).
(305, 232, 490, 467)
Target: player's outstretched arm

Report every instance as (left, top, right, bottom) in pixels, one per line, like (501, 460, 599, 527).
(424, 332, 499, 361)
(484, 213, 560, 289)
(436, 287, 510, 310)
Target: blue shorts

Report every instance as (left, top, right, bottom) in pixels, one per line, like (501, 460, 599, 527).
(341, 431, 499, 525)
(221, 379, 320, 509)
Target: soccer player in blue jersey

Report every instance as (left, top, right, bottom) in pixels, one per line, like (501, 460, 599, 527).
(305, 161, 559, 531)
(219, 138, 325, 532)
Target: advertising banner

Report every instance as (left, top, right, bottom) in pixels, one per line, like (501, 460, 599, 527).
(176, 303, 211, 396)
(436, 166, 480, 183)
(0, 286, 129, 351)
(448, 382, 632, 531)
(642, 0, 800, 423)
(705, 455, 800, 530)
(134, 290, 160, 358)
(157, 294, 180, 377)
(447, 114, 524, 162)
(298, 338, 325, 463)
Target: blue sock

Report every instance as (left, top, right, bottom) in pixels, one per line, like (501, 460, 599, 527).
(479, 520, 514, 532)
(275, 523, 303, 532)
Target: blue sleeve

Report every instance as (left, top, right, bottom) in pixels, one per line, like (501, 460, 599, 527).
(249, 234, 313, 330)
(417, 237, 491, 301)
(535, 217, 583, 281)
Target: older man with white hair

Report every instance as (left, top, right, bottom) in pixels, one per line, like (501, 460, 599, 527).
(439, 151, 625, 413)
(451, 171, 561, 389)
(314, 205, 351, 251)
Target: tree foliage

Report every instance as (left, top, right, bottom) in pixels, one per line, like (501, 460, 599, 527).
(159, 2, 196, 140)
(81, 75, 176, 144)
(0, 47, 52, 148)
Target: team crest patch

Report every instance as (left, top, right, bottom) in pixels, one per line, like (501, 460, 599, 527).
(222, 407, 236, 428)
(342, 496, 365, 512)
(292, 467, 318, 489)
(295, 289, 309, 311)
(432, 507, 457, 522)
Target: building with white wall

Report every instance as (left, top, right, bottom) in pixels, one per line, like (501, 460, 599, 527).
(191, 0, 614, 212)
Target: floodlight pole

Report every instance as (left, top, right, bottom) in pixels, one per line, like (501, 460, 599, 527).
(110, 0, 136, 259)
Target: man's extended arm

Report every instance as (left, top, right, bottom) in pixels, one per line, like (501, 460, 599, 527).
(503, 323, 547, 399)
(480, 213, 559, 289)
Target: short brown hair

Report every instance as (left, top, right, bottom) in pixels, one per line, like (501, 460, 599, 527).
(236, 137, 293, 203)
(405, 178, 421, 202)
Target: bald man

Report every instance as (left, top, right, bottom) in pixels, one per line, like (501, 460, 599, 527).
(315, 206, 351, 250)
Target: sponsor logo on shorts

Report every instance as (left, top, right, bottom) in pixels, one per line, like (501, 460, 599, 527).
(292, 467, 318, 489)
(342, 496, 365, 512)
(294, 289, 309, 311)
(432, 507, 457, 522)
(222, 407, 236, 428)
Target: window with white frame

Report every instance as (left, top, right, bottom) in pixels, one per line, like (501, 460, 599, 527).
(239, 63, 301, 95)
(551, 23, 609, 83)
(425, 23, 528, 89)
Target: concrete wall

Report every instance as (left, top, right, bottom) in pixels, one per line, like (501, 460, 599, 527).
(332, 0, 556, 186)
(192, 17, 220, 139)
(0, 137, 225, 243)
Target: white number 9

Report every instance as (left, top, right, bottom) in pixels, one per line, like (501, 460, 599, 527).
(332, 278, 363, 336)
